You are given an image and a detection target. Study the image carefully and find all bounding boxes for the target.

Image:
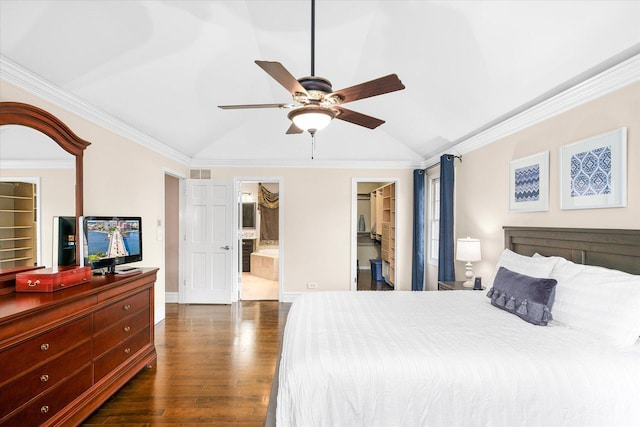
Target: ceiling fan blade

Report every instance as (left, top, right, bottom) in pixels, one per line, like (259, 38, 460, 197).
(334, 107, 385, 129)
(218, 103, 292, 110)
(286, 123, 303, 134)
(331, 74, 405, 104)
(255, 60, 309, 96)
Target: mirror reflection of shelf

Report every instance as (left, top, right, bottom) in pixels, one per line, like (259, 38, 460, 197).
(0, 182, 36, 268)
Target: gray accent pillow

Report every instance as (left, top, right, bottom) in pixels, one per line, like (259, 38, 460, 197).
(487, 266, 557, 326)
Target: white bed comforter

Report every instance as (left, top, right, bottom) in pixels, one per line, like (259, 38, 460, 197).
(276, 291, 640, 427)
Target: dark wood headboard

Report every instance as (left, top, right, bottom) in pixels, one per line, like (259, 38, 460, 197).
(504, 227, 640, 275)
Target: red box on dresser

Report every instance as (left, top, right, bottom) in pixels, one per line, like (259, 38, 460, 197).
(15, 266, 92, 292)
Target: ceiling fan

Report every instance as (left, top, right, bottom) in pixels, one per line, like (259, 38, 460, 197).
(218, 0, 405, 138)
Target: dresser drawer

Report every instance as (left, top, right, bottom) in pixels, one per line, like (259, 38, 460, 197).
(0, 315, 92, 384)
(94, 289, 150, 332)
(0, 340, 91, 418)
(93, 307, 150, 357)
(94, 327, 151, 382)
(1, 364, 92, 426)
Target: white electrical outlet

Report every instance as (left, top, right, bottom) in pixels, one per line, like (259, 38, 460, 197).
(307, 282, 318, 289)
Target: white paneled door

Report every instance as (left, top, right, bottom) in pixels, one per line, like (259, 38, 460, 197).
(184, 179, 233, 304)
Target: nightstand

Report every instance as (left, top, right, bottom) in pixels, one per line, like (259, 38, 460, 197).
(438, 280, 484, 291)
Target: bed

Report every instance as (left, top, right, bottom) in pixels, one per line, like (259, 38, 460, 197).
(269, 227, 640, 427)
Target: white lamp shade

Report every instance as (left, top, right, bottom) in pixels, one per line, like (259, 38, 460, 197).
(456, 237, 481, 262)
(288, 106, 335, 131)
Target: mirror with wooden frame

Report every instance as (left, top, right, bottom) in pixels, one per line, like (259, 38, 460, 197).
(0, 102, 90, 287)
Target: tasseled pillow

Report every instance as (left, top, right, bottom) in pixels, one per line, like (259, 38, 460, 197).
(486, 266, 557, 326)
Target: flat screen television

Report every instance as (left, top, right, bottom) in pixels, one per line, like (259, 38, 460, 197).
(82, 216, 142, 273)
(242, 202, 257, 229)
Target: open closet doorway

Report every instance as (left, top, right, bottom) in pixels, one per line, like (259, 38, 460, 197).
(352, 178, 398, 291)
(237, 179, 281, 301)
(163, 171, 184, 305)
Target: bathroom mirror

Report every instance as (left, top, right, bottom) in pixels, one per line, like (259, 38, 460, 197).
(0, 102, 91, 269)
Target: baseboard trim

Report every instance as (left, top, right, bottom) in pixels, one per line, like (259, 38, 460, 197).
(165, 292, 179, 303)
(280, 292, 302, 303)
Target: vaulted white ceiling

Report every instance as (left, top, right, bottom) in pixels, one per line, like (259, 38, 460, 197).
(1, 1, 639, 167)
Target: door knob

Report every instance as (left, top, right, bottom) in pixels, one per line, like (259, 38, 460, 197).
(220, 245, 230, 250)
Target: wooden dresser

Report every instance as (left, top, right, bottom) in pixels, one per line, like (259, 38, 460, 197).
(0, 268, 157, 426)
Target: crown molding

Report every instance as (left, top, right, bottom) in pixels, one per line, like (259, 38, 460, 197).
(1, 55, 191, 166)
(1, 56, 419, 170)
(424, 49, 640, 167)
(4, 48, 637, 171)
(189, 158, 424, 170)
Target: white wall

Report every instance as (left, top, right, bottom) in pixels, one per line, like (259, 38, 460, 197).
(1, 80, 189, 323)
(2, 80, 415, 309)
(442, 82, 640, 289)
(6, 78, 637, 303)
(213, 167, 414, 295)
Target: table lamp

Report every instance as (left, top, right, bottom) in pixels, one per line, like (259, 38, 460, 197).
(456, 237, 481, 287)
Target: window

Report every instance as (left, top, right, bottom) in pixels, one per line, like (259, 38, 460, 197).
(427, 174, 440, 266)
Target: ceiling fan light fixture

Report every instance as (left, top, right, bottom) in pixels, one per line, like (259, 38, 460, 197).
(288, 106, 336, 132)
(219, 0, 405, 137)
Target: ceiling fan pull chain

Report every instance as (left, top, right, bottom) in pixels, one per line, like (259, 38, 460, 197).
(218, 0, 405, 136)
(311, 132, 316, 159)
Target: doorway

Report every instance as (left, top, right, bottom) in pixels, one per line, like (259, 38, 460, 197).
(164, 173, 181, 304)
(237, 179, 281, 301)
(351, 178, 398, 291)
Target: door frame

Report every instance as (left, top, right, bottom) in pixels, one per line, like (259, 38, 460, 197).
(234, 176, 284, 302)
(350, 177, 399, 291)
(162, 168, 186, 309)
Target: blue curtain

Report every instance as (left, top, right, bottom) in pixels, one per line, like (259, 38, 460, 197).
(411, 169, 426, 291)
(438, 154, 456, 282)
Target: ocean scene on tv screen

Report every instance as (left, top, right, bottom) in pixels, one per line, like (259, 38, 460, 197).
(86, 219, 140, 262)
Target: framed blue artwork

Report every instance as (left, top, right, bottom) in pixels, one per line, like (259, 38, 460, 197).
(560, 127, 627, 210)
(509, 151, 549, 212)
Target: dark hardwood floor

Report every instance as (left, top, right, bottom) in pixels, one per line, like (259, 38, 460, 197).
(357, 268, 394, 291)
(82, 301, 290, 426)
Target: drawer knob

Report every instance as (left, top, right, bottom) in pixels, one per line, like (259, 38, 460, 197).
(123, 326, 131, 332)
(123, 304, 131, 311)
(40, 374, 49, 382)
(124, 347, 131, 354)
(27, 279, 40, 287)
(40, 343, 50, 351)
(41, 405, 49, 414)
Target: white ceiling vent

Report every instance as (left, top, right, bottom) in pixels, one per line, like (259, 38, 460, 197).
(189, 169, 211, 179)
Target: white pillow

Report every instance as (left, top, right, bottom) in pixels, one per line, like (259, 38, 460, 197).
(548, 257, 640, 348)
(491, 249, 559, 284)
